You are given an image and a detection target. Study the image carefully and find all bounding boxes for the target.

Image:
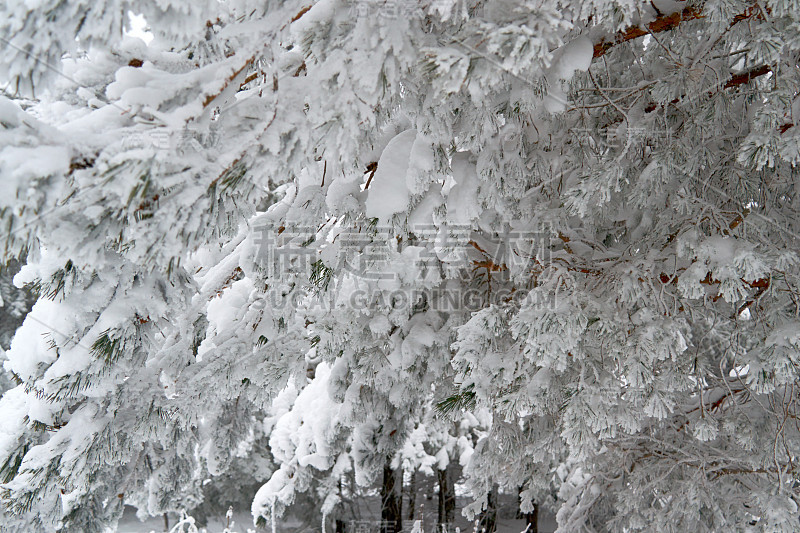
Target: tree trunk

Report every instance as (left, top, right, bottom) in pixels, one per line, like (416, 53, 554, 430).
(521, 503, 538, 533)
(381, 458, 402, 533)
(407, 470, 417, 521)
(478, 486, 497, 533)
(437, 466, 455, 528)
(516, 487, 538, 533)
(398, 466, 404, 526)
(336, 479, 347, 533)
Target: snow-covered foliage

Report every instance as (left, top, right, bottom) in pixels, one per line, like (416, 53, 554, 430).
(0, 260, 35, 394)
(2, 0, 800, 531)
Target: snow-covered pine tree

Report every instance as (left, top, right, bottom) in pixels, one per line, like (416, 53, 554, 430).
(3, 0, 800, 531)
(0, 1, 312, 530)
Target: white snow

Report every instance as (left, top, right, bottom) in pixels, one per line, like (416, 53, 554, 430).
(0, 386, 29, 461)
(445, 153, 482, 225)
(253, 363, 343, 519)
(551, 37, 593, 81)
(365, 129, 417, 223)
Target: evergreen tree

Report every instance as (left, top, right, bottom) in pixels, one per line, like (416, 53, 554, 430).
(2, 0, 800, 531)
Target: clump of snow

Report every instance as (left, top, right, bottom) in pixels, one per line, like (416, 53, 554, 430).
(365, 129, 417, 223)
(369, 315, 391, 336)
(5, 299, 65, 381)
(0, 145, 69, 188)
(0, 386, 29, 461)
(551, 37, 593, 81)
(406, 135, 436, 195)
(542, 36, 593, 113)
(253, 363, 343, 520)
(446, 153, 482, 224)
(407, 187, 443, 229)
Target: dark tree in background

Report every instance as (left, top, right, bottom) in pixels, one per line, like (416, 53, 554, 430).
(437, 465, 455, 527)
(381, 459, 402, 533)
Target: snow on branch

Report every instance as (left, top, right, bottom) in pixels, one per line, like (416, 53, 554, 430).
(592, 3, 762, 58)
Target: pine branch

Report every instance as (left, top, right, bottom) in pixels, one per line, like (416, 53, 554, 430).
(592, 3, 761, 59)
(290, 5, 313, 24)
(436, 386, 477, 415)
(643, 63, 771, 113)
(736, 276, 770, 317)
(363, 161, 378, 189)
(722, 63, 771, 88)
(202, 56, 256, 108)
(593, 6, 704, 58)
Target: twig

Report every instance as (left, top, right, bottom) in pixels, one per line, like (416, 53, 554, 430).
(363, 161, 378, 189)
